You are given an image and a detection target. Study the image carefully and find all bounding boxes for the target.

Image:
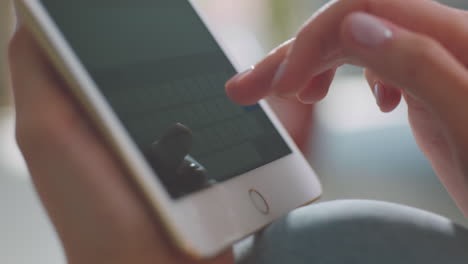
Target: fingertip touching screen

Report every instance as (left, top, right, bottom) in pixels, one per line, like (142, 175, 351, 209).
(41, 0, 291, 199)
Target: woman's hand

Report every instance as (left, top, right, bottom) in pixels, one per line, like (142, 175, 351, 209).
(226, 0, 468, 216)
(9, 27, 233, 264)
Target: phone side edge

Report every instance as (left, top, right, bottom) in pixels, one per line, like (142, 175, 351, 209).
(13, 0, 207, 259)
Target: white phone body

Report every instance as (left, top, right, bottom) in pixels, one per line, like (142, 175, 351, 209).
(16, 0, 322, 259)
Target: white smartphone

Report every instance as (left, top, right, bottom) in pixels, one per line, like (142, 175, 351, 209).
(16, 0, 322, 259)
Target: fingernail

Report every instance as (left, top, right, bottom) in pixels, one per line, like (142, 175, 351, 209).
(297, 94, 315, 105)
(227, 66, 254, 85)
(373, 82, 384, 106)
(271, 61, 287, 89)
(349, 13, 393, 48)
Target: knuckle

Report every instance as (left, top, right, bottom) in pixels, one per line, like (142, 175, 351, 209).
(295, 27, 329, 60)
(400, 35, 440, 78)
(15, 124, 28, 153)
(405, 35, 439, 62)
(15, 119, 43, 155)
(294, 28, 309, 49)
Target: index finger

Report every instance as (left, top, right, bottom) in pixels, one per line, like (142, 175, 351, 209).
(274, 0, 466, 96)
(226, 0, 467, 103)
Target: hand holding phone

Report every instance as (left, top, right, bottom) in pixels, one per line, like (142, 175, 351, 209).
(15, 0, 321, 259)
(9, 26, 235, 264)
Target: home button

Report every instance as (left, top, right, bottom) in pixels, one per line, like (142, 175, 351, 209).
(249, 189, 270, 215)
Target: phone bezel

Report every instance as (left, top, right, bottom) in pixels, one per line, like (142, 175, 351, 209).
(16, 0, 322, 258)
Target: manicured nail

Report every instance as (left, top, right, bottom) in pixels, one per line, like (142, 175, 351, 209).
(349, 13, 393, 47)
(297, 94, 315, 105)
(373, 82, 384, 106)
(227, 66, 254, 85)
(271, 61, 287, 89)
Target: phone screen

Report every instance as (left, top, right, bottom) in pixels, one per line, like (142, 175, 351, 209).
(41, 0, 292, 198)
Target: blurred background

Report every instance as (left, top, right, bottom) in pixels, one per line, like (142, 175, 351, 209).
(1, 0, 468, 263)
